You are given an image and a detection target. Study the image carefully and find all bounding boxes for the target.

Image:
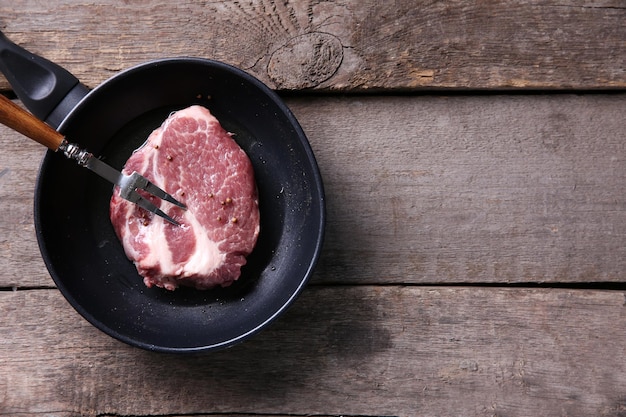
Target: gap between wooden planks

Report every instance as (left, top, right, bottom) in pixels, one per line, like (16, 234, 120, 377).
(1, 286, 625, 417)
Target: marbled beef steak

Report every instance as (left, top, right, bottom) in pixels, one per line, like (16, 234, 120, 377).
(110, 105, 260, 290)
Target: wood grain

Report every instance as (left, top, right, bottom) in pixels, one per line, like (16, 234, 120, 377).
(2, 3, 625, 417)
(1, 94, 625, 289)
(0, 94, 65, 150)
(1, 286, 626, 417)
(0, 118, 48, 289)
(0, 0, 624, 92)
(298, 94, 626, 285)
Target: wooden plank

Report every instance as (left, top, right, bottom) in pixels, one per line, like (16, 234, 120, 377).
(0, 0, 624, 92)
(1, 94, 625, 288)
(0, 120, 48, 288)
(1, 286, 626, 416)
(299, 94, 626, 285)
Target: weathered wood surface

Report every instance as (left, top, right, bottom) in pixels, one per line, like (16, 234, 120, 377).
(1, 0, 625, 92)
(1, 2, 626, 416)
(2, 94, 625, 288)
(0, 127, 46, 288)
(1, 287, 626, 417)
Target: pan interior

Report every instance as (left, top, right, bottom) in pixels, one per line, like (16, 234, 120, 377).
(34, 59, 324, 352)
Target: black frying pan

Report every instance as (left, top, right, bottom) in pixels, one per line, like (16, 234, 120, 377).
(0, 31, 325, 352)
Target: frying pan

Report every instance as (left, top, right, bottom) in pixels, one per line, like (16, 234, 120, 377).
(0, 31, 325, 353)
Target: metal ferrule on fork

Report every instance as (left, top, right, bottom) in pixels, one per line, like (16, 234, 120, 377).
(58, 140, 91, 166)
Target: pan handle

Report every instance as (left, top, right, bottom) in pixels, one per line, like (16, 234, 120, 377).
(0, 30, 89, 129)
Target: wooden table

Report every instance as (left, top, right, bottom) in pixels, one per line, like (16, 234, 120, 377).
(1, 2, 625, 416)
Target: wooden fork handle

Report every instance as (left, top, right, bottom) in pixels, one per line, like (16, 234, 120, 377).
(0, 94, 64, 150)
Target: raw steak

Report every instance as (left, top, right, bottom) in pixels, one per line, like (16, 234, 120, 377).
(109, 105, 260, 290)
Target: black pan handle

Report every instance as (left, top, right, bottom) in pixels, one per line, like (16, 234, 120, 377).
(0, 30, 89, 129)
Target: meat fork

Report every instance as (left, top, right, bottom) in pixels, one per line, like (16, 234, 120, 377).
(0, 94, 186, 225)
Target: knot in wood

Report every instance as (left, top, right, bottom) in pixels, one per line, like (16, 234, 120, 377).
(268, 32, 343, 89)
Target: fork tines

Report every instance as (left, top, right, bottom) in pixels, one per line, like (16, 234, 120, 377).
(120, 172, 187, 226)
